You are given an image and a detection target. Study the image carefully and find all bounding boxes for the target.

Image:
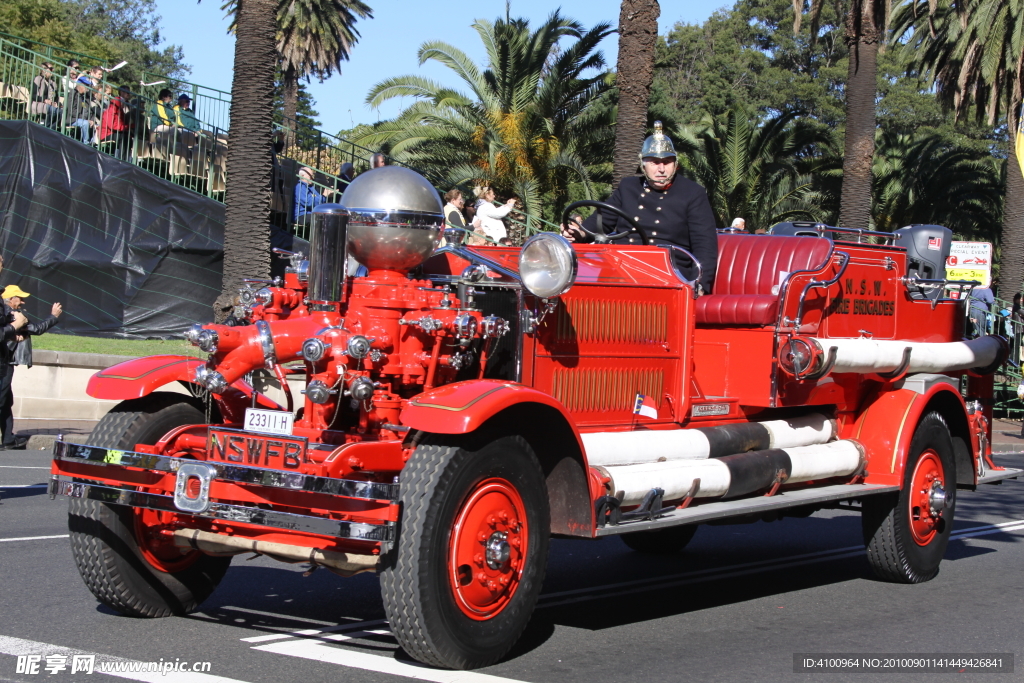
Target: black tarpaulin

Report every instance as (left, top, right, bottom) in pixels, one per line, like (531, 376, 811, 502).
(0, 120, 224, 338)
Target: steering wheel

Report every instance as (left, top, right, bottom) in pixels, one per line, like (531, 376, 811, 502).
(561, 200, 649, 246)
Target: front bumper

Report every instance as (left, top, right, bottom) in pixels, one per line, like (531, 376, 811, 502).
(50, 440, 398, 543)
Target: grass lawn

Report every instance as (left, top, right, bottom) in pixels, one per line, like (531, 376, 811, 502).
(33, 332, 204, 358)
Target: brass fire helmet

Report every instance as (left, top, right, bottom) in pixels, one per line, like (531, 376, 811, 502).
(341, 166, 445, 272)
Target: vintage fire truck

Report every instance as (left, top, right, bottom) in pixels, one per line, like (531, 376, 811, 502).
(50, 167, 1021, 669)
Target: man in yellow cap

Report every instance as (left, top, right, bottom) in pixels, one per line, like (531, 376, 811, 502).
(1, 285, 61, 450)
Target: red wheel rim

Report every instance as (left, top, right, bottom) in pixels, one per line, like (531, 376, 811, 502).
(908, 449, 945, 546)
(448, 478, 529, 620)
(134, 508, 198, 573)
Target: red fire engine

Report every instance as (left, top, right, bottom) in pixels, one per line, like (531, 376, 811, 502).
(50, 168, 1021, 670)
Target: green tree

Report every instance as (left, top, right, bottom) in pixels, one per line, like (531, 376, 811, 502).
(892, 0, 1024, 293)
(872, 130, 1003, 237)
(211, 0, 279, 319)
(356, 10, 615, 227)
(612, 0, 660, 185)
(674, 108, 838, 231)
(0, 0, 189, 85)
(273, 73, 322, 133)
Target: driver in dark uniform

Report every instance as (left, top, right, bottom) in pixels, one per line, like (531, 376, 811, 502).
(562, 122, 718, 293)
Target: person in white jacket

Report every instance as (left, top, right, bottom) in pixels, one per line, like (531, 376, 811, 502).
(472, 186, 518, 242)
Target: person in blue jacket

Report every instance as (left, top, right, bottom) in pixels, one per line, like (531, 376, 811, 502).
(293, 166, 328, 226)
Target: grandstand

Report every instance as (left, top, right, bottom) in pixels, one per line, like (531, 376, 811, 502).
(0, 31, 391, 240)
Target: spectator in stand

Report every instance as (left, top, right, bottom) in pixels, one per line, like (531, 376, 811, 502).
(370, 152, 387, 169)
(173, 94, 200, 148)
(150, 88, 175, 130)
(31, 62, 60, 129)
(731, 217, 746, 232)
(69, 74, 97, 144)
(150, 88, 177, 156)
(335, 162, 354, 194)
(294, 166, 327, 226)
(473, 186, 518, 243)
(100, 86, 134, 159)
(441, 188, 469, 246)
(968, 285, 995, 338)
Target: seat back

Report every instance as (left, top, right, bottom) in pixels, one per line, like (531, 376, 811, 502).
(696, 234, 833, 326)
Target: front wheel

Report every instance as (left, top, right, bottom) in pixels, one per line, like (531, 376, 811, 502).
(68, 393, 231, 617)
(381, 435, 550, 669)
(861, 411, 956, 583)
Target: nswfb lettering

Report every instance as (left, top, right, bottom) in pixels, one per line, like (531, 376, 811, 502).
(208, 432, 306, 468)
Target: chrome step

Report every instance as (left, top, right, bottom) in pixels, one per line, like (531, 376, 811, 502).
(595, 483, 899, 536)
(977, 466, 1022, 486)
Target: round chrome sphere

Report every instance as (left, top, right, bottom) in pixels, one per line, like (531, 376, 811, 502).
(341, 166, 444, 272)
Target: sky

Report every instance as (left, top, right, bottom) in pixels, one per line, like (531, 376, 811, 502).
(153, 1, 729, 137)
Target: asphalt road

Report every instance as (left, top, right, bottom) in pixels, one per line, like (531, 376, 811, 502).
(2, 448, 1022, 683)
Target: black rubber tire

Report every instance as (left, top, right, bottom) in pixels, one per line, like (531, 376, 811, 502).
(68, 392, 231, 617)
(380, 435, 550, 669)
(861, 411, 956, 583)
(621, 524, 698, 555)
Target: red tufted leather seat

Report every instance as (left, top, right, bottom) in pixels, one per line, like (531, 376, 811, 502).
(695, 234, 833, 326)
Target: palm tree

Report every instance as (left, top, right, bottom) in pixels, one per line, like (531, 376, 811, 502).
(354, 10, 615, 228)
(673, 108, 838, 231)
(838, 0, 888, 231)
(225, 1, 372, 136)
(212, 0, 279, 319)
(612, 0, 660, 186)
(873, 130, 1003, 238)
(892, 0, 1024, 293)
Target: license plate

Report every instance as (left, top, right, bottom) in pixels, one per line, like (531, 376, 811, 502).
(244, 408, 294, 436)
(208, 428, 309, 469)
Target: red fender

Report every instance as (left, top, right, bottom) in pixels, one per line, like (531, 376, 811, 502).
(88, 355, 205, 400)
(401, 379, 595, 537)
(87, 355, 282, 418)
(401, 379, 579, 440)
(847, 379, 972, 487)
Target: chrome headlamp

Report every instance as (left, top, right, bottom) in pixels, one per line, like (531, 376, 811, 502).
(518, 232, 578, 299)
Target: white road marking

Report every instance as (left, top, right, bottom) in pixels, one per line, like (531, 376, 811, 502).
(0, 636, 249, 683)
(252, 639, 529, 683)
(241, 619, 388, 643)
(0, 484, 48, 488)
(0, 535, 69, 543)
(219, 606, 338, 625)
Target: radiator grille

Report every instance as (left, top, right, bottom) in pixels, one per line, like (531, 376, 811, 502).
(551, 368, 664, 413)
(554, 298, 668, 345)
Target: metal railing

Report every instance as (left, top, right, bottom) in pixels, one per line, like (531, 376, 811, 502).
(0, 32, 562, 245)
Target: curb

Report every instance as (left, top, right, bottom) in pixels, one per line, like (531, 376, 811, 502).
(26, 434, 56, 452)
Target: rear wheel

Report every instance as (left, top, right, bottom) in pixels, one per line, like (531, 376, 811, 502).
(621, 524, 698, 555)
(68, 393, 231, 617)
(381, 435, 550, 669)
(862, 411, 956, 583)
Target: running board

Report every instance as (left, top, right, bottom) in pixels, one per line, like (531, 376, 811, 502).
(977, 466, 1023, 486)
(595, 483, 899, 537)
